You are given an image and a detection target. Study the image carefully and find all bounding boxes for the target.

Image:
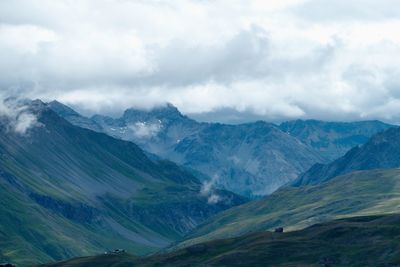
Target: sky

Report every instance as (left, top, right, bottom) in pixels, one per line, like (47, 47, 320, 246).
(1, 0, 400, 123)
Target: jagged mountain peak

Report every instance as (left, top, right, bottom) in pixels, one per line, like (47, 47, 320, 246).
(47, 100, 79, 116)
(1, 97, 46, 111)
(122, 103, 189, 123)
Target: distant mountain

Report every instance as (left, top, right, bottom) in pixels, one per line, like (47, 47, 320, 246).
(49, 101, 326, 196)
(162, 121, 324, 196)
(49, 101, 395, 196)
(38, 214, 400, 267)
(279, 119, 392, 161)
(175, 168, 400, 248)
(48, 100, 102, 132)
(294, 126, 400, 186)
(0, 100, 245, 266)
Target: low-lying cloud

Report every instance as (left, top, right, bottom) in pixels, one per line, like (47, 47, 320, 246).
(129, 121, 162, 139)
(0, 98, 39, 134)
(200, 175, 222, 204)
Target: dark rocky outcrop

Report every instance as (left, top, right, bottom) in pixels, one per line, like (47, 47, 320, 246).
(29, 193, 99, 223)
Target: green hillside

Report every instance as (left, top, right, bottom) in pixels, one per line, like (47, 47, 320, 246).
(0, 101, 245, 266)
(37, 214, 400, 266)
(177, 168, 400, 248)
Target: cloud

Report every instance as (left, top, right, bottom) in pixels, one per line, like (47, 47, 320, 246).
(206, 194, 221, 205)
(147, 26, 270, 87)
(1, 0, 400, 123)
(0, 98, 39, 134)
(200, 174, 222, 204)
(129, 121, 162, 139)
(292, 0, 400, 22)
(13, 112, 38, 134)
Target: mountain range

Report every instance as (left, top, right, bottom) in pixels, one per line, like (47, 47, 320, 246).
(49, 101, 393, 197)
(170, 125, 400, 249)
(0, 100, 245, 266)
(2, 99, 399, 266)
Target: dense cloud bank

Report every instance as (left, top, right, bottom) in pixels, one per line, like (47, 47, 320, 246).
(1, 0, 400, 123)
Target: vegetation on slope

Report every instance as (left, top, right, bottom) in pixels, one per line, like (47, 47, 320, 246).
(0, 101, 245, 265)
(37, 214, 400, 266)
(177, 169, 400, 248)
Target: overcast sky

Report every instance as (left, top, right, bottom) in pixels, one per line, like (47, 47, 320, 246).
(1, 0, 400, 123)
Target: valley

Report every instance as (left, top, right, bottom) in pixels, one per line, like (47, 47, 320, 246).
(0, 100, 399, 266)
(0, 101, 245, 266)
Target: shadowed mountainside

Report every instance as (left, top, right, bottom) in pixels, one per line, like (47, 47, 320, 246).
(0, 100, 245, 266)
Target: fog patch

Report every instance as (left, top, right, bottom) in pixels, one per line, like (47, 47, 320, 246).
(200, 174, 222, 204)
(128, 121, 162, 139)
(0, 98, 39, 134)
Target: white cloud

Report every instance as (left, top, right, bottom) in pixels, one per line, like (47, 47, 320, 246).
(1, 0, 400, 123)
(207, 194, 221, 205)
(292, 0, 400, 22)
(200, 174, 222, 204)
(129, 121, 162, 139)
(0, 98, 39, 134)
(13, 112, 38, 134)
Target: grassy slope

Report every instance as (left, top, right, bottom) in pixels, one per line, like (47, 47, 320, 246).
(0, 180, 153, 266)
(37, 214, 400, 267)
(176, 168, 400, 248)
(0, 105, 245, 266)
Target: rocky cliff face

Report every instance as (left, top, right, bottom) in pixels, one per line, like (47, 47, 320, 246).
(29, 193, 99, 223)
